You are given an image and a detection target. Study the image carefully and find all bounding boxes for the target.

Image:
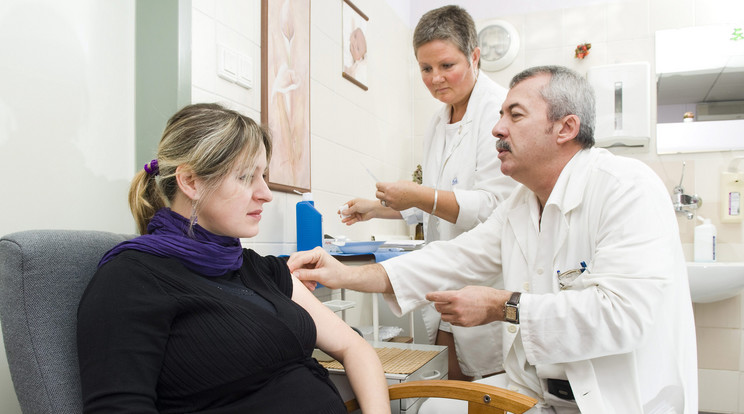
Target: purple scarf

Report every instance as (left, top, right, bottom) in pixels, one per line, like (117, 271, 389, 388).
(98, 208, 243, 276)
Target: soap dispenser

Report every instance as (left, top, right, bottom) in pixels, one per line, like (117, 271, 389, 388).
(693, 215, 716, 262)
(296, 192, 323, 252)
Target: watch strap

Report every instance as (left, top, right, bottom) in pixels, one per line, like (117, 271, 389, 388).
(507, 291, 521, 306)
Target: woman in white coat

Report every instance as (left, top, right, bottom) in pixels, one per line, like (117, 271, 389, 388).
(338, 5, 516, 380)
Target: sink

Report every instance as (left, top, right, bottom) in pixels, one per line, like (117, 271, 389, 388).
(686, 262, 744, 303)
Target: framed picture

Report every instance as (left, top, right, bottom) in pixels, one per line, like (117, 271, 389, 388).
(341, 0, 368, 91)
(261, 0, 311, 193)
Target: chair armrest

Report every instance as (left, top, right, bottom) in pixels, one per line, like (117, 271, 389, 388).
(344, 379, 537, 413)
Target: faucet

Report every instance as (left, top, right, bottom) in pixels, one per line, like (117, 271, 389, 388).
(672, 162, 702, 220)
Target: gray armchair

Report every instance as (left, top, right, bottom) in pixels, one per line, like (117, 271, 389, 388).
(0, 230, 133, 414)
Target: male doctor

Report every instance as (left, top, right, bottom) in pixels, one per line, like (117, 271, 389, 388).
(288, 65, 697, 413)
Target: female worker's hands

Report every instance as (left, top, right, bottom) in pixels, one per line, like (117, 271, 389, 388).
(375, 181, 425, 211)
(339, 198, 382, 225)
(338, 198, 405, 225)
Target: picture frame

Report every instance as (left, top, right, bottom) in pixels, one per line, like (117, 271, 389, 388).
(341, 0, 368, 91)
(261, 0, 312, 193)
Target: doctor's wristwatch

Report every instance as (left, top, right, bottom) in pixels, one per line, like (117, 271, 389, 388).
(504, 292, 521, 324)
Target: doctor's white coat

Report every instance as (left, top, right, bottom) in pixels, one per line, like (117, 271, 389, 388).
(400, 72, 516, 377)
(383, 148, 697, 413)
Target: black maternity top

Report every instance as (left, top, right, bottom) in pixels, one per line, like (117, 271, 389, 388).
(77, 249, 345, 414)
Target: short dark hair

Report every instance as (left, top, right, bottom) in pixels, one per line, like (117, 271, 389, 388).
(413, 5, 479, 69)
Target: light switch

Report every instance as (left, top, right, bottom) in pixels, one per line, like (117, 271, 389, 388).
(236, 54, 253, 89)
(217, 44, 238, 82)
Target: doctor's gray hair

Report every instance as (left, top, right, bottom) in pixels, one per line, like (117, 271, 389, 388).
(510, 66, 596, 148)
(413, 5, 479, 69)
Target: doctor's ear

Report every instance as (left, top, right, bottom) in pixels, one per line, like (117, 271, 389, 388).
(175, 165, 200, 200)
(556, 114, 581, 145)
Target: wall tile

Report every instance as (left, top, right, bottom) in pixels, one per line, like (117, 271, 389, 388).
(606, 1, 649, 42)
(215, 0, 259, 44)
(694, 295, 742, 329)
(741, 329, 744, 372)
(740, 371, 744, 413)
(696, 327, 741, 370)
(191, 9, 217, 94)
(562, 4, 607, 48)
(311, 0, 342, 42)
(192, 0, 216, 18)
(523, 47, 564, 71)
(310, 28, 341, 94)
(523, 10, 563, 50)
(698, 369, 740, 412)
(694, 0, 744, 27)
(309, 81, 343, 143)
(605, 38, 653, 66)
(649, 0, 694, 32)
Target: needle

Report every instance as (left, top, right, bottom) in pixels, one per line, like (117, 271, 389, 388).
(364, 166, 380, 183)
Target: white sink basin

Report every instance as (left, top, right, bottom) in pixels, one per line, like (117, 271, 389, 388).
(687, 262, 744, 303)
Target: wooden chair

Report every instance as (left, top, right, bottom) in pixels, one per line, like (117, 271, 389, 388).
(345, 379, 537, 414)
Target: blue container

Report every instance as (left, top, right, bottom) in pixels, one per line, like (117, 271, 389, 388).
(296, 193, 323, 252)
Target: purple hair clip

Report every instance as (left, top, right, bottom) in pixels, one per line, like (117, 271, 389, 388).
(144, 159, 159, 176)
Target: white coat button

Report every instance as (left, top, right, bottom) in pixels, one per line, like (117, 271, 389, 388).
(507, 325, 517, 334)
(522, 282, 530, 291)
(509, 386, 520, 392)
(536, 267, 544, 275)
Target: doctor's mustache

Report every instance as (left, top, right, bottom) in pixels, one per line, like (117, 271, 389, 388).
(496, 140, 511, 152)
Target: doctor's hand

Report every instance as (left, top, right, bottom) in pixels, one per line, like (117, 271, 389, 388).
(339, 198, 401, 225)
(288, 247, 348, 291)
(375, 181, 425, 211)
(288, 247, 393, 294)
(426, 286, 511, 327)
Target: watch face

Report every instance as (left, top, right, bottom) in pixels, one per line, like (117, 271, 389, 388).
(479, 25, 512, 62)
(505, 307, 517, 321)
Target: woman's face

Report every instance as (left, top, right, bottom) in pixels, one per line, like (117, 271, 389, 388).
(195, 145, 273, 238)
(416, 39, 478, 107)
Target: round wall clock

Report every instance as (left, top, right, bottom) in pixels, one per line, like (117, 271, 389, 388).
(476, 19, 520, 72)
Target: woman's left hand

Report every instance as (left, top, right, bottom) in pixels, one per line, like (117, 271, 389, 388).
(375, 181, 424, 211)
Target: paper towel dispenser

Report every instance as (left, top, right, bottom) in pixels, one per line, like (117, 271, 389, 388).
(587, 62, 651, 150)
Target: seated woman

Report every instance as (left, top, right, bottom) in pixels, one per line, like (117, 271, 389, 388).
(77, 103, 390, 413)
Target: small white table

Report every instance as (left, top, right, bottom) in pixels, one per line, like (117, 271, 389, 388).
(331, 253, 415, 342)
(320, 341, 448, 414)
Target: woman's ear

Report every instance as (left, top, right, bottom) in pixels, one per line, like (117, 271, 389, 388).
(556, 114, 581, 145)
(175, 165, 200, 200)
(471, 47, 481, 69)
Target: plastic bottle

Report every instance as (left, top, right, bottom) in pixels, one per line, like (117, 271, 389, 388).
(694, 215, 717, 262)
(296, 192, 323, 252)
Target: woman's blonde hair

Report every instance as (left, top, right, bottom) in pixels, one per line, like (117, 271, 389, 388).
(129, 103, 272, 234)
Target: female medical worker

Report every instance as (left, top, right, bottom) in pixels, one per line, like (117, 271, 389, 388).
(338, 5, 516, 381)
